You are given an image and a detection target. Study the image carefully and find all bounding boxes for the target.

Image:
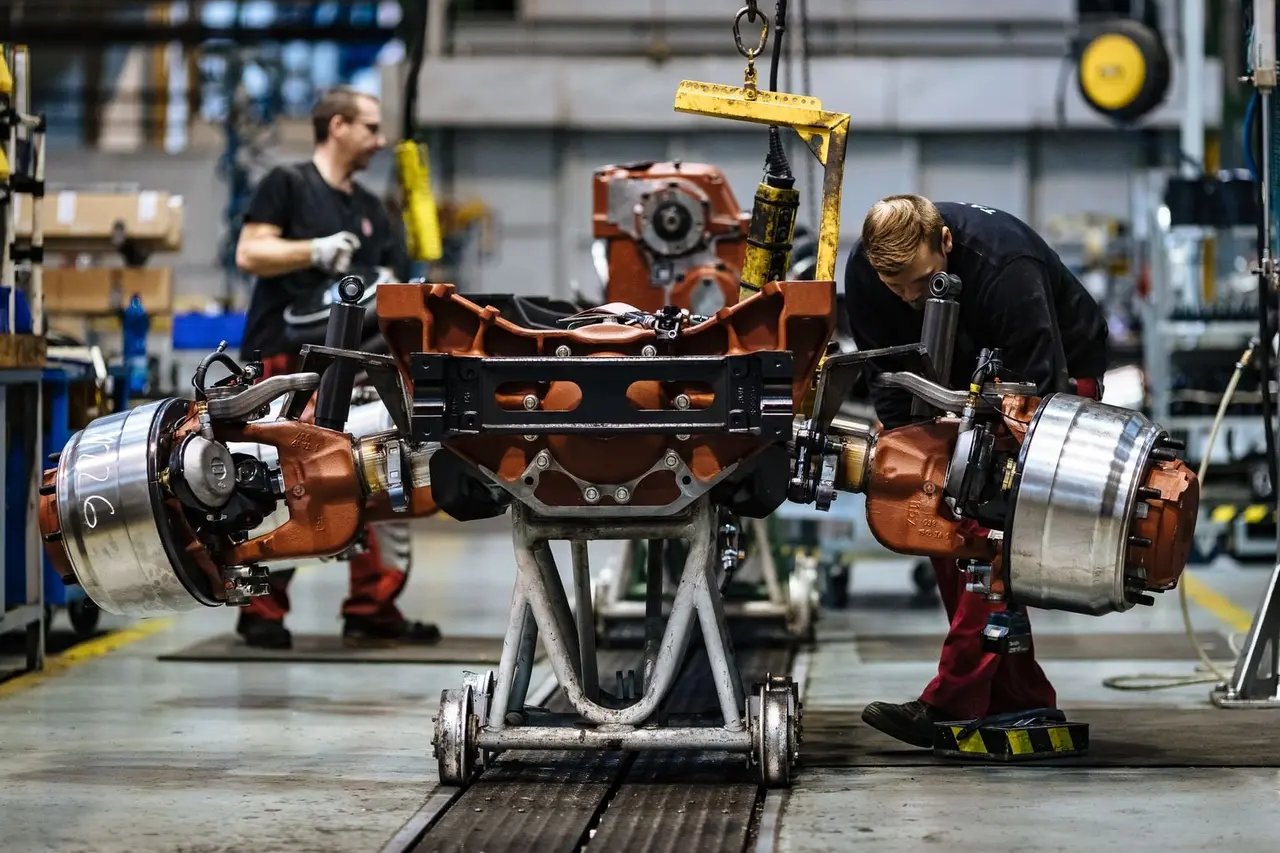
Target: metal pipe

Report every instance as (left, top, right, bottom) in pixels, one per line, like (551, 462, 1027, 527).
(1264, 90, 1273, 266)
(488, 585, 531, 729)
(507, 501, 717, 727)
(477, 725, 752, 752)
(876, 372, 970, 412)
(509, 602, 539, 714)
(425, 0, 451, 58)
(643, 539, 664, 690)
(570, 540, 598, 702)
(531, 540, 583, 682)
(694, 556, 747, 731)
(1180, 0, 1205, 177)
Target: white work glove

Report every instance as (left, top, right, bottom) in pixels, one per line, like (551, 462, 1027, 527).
(310, 231, 361, 275)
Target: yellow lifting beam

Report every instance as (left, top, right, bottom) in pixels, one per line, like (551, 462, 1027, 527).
(672, 79, 850, 284)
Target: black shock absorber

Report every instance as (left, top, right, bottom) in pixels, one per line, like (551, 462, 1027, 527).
(314, 275, 367, 432)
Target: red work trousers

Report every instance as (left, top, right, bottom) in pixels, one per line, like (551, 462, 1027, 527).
(240, 352, 409, 626)
(917, 376, 1100, 717)
(918, 557, 1057, 719)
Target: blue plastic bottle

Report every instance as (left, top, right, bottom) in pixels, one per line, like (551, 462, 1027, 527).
(122, 294, 150, 396)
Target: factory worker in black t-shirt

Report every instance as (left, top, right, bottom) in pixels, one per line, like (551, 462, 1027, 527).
(232, 86, 437, 651)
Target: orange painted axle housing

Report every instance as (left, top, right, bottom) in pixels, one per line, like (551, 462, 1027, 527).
(593, 161, 748, 314)
(38, 400, 440, 600)
(377, 280, 835, 513)
(858, 395, 1197, 596)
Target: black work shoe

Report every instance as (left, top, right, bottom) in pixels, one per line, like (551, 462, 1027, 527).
(342, 617, 442, 648)
(860, 699, 946, 748)
(236, 615, 293, 650)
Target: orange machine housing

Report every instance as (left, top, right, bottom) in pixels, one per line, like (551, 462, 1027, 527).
(593, 161, 748, 315)
(377, 280, 834, 513)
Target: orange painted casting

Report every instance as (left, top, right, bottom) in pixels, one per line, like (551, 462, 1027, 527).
(378, 280, 835, 511)
(593, 161, 747, 313)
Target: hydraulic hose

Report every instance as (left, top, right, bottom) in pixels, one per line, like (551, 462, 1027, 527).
(1102, 339, 1260, 691)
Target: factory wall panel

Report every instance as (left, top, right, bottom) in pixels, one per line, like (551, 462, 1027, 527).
(412, 56, 1222, 132)
(445, 128, 1148, 300)
(919, 135, 1031, 222)
(519, 0, 1074, 23)
(1032, 133, 1143, 224)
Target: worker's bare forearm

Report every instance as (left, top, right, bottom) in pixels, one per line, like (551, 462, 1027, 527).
(236, 235, 313, 277)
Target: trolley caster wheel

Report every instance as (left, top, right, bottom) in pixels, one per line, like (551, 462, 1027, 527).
(432, 685, 480, 785)
(786, 558, 820, 643)
(462, 670, 498, 768)
(68, 597, 101, 637)
(750, 674, 801, 788)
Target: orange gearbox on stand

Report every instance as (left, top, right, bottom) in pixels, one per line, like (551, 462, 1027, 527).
(592, 161, 748, 315)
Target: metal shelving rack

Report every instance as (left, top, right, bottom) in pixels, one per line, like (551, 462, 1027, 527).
(1138, 167, 1274, 561)
(0, 43, 47, 677)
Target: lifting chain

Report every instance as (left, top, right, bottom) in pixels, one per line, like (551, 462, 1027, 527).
(733, 4, 769, 98)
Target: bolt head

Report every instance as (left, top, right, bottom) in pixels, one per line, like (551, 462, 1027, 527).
(674, 394, 691, 410)
(535, 451, 551, 469)
(665, 452, 679, 467)
(614, 487, 631, 503)
(522, 394, 539, 411)
(676, 433, 690, 442)
(641, 345, 657, 357)
(291, 484, 306, 497)
(555, 345, 572, 357)
(584, 487, 601, 503)
(524, 434, 538, 442)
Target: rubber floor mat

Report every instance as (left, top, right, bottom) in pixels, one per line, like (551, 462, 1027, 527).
(158, 633, 529, 665)
(850, 631, 1233, 662)
(802, 705, 1280, 768)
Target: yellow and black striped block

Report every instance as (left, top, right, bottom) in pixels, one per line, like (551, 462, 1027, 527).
(933, 721, 1089, 762)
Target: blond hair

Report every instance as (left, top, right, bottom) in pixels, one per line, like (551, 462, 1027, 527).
(861, 194, 945, 275)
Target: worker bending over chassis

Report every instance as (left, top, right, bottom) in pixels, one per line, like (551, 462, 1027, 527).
(233, 85, 438, 650)
(846, 194, 1109, 747)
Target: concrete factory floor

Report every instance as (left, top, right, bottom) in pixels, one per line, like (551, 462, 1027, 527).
(2, 514, 1279, 852)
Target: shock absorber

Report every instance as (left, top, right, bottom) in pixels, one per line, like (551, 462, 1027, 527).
(314, 275, 367, 432)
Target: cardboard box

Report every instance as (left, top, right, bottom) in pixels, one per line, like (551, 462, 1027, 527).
(44, 267, 173, 314)
(0, 334, 47, 368)
(44, 268, 114, 313)
(118, 267, 174, 313)
(14, 191, 184, 250)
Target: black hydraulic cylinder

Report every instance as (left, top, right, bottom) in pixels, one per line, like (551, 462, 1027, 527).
(314, 276, 367, 432)
(912, 272, 962, 419)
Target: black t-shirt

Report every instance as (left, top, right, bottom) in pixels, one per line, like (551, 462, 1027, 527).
(240, 161, 407, 359)
(845, 201, 1109, 429)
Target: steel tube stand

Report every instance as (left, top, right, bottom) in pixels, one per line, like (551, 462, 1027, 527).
(431, 497, 801, 788)
(593, 517, 817, 643)
(1212, 561, 1280, 707)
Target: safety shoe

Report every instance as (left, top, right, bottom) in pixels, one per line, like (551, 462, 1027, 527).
(342, 617, 442, 648)
(236, 615, 293, 650)
(860, 699, 947, 748)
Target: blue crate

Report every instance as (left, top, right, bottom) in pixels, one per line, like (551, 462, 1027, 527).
(173, 312, 246, 350)
(0, 287, 33, 334)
